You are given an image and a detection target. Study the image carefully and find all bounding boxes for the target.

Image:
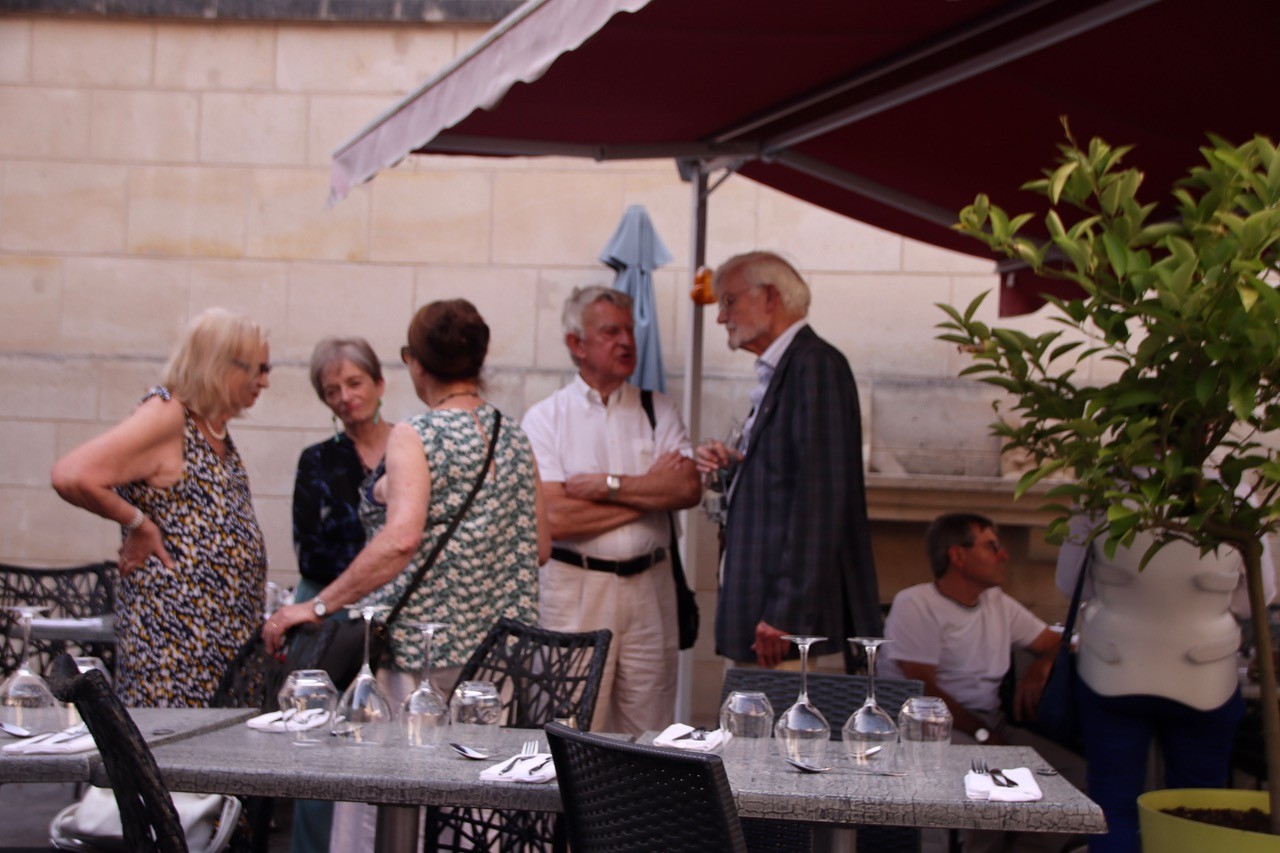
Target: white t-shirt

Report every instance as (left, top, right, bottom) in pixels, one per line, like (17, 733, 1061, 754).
(879, 583, 1047, 715)
(520, 375, 692, 560)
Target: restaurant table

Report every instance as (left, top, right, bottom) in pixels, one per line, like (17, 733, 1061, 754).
(137, 723, 1104, 853)
(0, 707, 255, 785)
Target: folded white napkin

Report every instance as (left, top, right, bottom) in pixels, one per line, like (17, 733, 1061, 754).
(964, 767, 1042, 802)
(245, 708, 330, 733)
(653, 723, 733, 752)
(72, 786, 225, 850)
(31, 616, 104, 630)
(479, 753, 557, 784)
(2, 727, 97, 755)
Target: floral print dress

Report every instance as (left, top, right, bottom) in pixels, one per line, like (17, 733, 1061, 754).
(115, 387, 266, 707)
(359, 404, 539, 672)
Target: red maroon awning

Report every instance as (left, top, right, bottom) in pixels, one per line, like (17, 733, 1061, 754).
(331, 0, 1279, 315)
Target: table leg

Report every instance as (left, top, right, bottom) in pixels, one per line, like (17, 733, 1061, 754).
(374, 804, 420, 853)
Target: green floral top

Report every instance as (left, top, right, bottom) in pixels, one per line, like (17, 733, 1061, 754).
(359, 404, 539, 671)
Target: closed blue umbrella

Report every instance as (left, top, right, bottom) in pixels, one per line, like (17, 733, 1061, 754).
(600, 204, 673, 393)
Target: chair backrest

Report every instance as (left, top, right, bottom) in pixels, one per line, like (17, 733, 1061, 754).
(0, 562, 117, 678)
(546, 721, 748, 853)
(47, 652, 188, 853)
(720, 669, 923, 738)
(454, 618, 611, 731)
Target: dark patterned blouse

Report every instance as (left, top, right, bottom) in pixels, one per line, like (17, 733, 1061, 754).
(115, 387, 266, 707)
(292, 434, 372, 584)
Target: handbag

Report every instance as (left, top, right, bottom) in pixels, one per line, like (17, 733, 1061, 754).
(1030, 542, 1090, 747)
(638, 389, 699, 650)
(297, 411, 503, 690)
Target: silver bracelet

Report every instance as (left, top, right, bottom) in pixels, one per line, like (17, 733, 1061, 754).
(124, 506, 145, 532)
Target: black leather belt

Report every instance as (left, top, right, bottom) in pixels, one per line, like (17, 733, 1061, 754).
(550, 547, 666, 577)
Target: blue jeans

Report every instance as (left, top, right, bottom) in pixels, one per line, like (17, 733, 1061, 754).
(1076, 679, 1244, 853)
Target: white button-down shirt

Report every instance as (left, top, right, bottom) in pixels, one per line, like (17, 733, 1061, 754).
(521, 375, 693, 560)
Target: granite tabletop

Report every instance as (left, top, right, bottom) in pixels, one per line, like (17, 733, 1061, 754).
(0, 707, 256, 784)
(142, 723, 1105, 834)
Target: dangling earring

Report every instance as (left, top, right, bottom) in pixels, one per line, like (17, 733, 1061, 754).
(332, 413, 341, 442)
(373, 400, 383, 425)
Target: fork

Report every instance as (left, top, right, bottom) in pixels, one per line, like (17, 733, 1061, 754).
(497, 740, 540, 775)
(972, 758, 1016, 788)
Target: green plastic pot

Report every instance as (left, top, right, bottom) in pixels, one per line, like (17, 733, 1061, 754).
(1138, 789, 1279, 852)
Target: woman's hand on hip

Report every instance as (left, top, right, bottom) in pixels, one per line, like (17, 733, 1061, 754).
(117, 519, 174, 575)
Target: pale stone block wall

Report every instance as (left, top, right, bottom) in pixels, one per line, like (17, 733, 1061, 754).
(0, 14, 1075, 721)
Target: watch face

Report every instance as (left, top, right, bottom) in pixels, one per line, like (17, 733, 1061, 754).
(974, 727, 990, 743)
(312, 598, 327, 617)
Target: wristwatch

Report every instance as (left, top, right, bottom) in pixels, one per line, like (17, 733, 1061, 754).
(974, 727, 991, 744)
(605, 474, 621, 501)
(312, 597, 328, 618)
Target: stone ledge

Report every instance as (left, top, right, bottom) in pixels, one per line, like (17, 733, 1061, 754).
(866, 473, 1057, 527)
(0, 0, 522, 23)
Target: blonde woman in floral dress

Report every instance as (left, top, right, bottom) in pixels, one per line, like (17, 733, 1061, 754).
(53, 308, 270, 707)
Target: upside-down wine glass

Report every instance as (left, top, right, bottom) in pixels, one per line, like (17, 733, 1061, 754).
(842, 637, 899, 768)
(331, 604, 394, 745)
(1, 605, 60, 735)
(401, 621, 449, 748)
(774, 635, 830, 764)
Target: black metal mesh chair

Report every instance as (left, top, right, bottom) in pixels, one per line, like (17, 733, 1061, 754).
(46, 652, 188, 852)
(546, 720, 747, 853)
(209, 621, 342, 853)
(422, 618, 611, 853)
(0, 562, 117, 678)
(721, 668, 925, 853)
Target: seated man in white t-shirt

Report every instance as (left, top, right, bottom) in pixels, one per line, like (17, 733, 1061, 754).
(880, 512, 1086, 853)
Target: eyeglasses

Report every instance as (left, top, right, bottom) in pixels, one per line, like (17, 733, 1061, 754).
(233, 360, 272, 378)
(966, 539, 1005, 555)
(717, 283, 767, 311)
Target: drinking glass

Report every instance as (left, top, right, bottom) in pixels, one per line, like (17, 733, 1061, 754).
(278, 669, 338, 747)
(451, 680, 502, 753)
(401, 621, 449, 748)
(702, 418, 744, 524)
(1, 605, 60, 735)
(774, 635, 830, 764)
(331, 604, 394, 745)
(897, 696, 952, 772)
(719, 690, 773, 758)
(842, 637, 898, 767)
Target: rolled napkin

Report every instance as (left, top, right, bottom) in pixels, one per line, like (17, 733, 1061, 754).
(3, 727, 97, 755)
(653, 723, 733, 752)
(245, 708, 330, 733)
(479, 753, 557, 784)
(964, 767, 1042, 802)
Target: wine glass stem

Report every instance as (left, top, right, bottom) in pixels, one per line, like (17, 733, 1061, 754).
(420, 631, 434, 686)
(865, 644, 878, 706)
(361, 611, 372, 665)
(797, 640, 811, 704)
(19, 611, 34, 673)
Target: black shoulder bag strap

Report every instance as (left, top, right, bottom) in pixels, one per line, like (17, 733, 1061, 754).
(384, 410, 502, 630)
(641, 390, 698, 649)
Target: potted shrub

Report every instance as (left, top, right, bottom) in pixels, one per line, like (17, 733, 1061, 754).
(937, 123, 1280, 840)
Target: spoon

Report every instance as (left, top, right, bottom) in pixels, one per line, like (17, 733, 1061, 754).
(0, 722, 33, 738)
(449, 742, 492, 760)
(784, 757, 834, 773)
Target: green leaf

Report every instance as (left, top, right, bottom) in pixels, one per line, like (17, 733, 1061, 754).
(1049, 161, 1079, 204)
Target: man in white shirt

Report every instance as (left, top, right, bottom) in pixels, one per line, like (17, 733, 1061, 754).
(521, 286, 700, 735)
(881, 512, 1084, 853)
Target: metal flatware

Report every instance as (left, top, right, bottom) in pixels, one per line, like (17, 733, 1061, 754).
(497, 740, 539, 774)
(450, 742, 492, 760)
(525, 756, 554, 774)
(784, 757, 833, 773)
